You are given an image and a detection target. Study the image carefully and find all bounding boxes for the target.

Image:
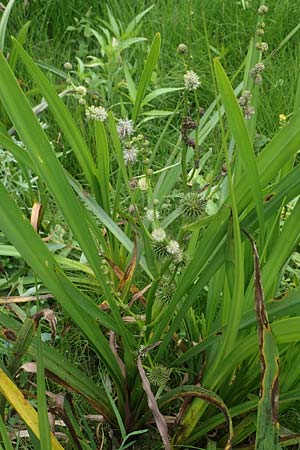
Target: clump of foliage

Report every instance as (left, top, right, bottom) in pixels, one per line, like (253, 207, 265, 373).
(1, 2, 300, 450)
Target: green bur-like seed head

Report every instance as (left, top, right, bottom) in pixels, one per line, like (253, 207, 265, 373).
(147, 364, 170, 386)
(181, 192, 205, 220)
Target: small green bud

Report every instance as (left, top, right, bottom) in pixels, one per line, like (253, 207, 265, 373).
(256, 28, 264, 36)
(146, 168, 153, 176)
(142, 140, 150, 147)
(153, 199, 160, 206)
(143, 158, 150, 165)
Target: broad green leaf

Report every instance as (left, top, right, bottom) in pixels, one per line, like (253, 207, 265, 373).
(214, 58, 265, 244)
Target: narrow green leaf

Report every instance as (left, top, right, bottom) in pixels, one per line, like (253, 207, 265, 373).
(116, 37, 146, 53)
(36, 330, 51, 450)
(125, 5, 154, 34)
(95, 121, 110, 214)
(0, 415, 14, 450)
(0, 0, 15, 51)
(7, 318, 35, 378)
(141, 87, 183, 106)
(8, 20, 31, 72)
(123, 60, 137, 101)
(132, 33, 161, 123)
(0, 131, 34, 170)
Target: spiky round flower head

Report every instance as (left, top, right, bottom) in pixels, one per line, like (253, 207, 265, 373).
(76, 85, 87, 97)
(85, 105, 107, 122)
(117, 118, 134, 140)
(256, 42, 269, 52)
(137, 177, 148, 191)
(147, 364, 170, 386)
(255, 62, 266, 73)
(255, 74, 263, 85)
(155, 277, 176, 302)
(177, 43, 188, 54)
(184, 70, 201, 91)
(151, 228, 167, 242)
(128, 204, 137, 214)
(171, 251, 190, 273)
(145, 209, 159, 222)
(123, 146, 138, 165)
(279, 113, 287, 122)
(166, 240, 181, 256)
(152, 241, 169, 258)
(244, 105, 255, 120)
(238, 90, 252, 106)
(250, 63, 265, 79)
(63, 61, 73, 71)
(256, 28, 265, 37)
(181, 192, 205, 220)
(279, 114, 287, 127)
(258, 5, 268, 15)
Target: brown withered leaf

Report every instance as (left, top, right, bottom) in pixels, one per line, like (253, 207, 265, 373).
(137, 342, 171, 450)
(118, 235, 138, 291)
(101, 248, 148, 305)
(32, 309, 57, 339)
(0, 294, 53, 305)
(30, 202, 42, 232)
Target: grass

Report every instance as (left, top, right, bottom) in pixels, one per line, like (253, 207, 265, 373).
(0, 0, 300, 449)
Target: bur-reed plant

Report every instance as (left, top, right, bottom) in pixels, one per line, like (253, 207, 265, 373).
(1, 3, 300, 450)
